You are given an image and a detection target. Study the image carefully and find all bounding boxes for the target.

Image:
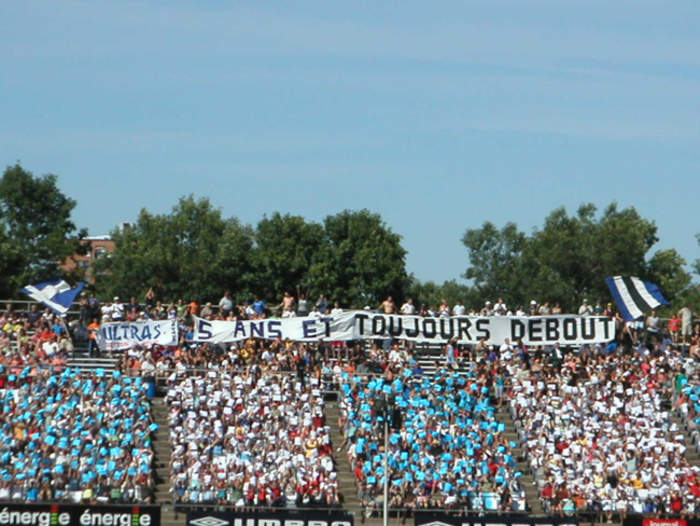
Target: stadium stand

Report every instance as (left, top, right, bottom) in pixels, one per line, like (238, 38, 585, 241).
(338, 364, 526, 517)
(1, 295, 698, 526)
(0, 368, 156, 503)
(165, 371, 339, 507)
(510, 349, 700, 518)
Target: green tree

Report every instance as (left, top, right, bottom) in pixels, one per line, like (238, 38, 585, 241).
(462, 202, 691, 312)
(94, 196, 254, 302)
(250, 213, 323, 304)
(0, 164, 85, 297)
(308, 209, 408, 308)
(461, 221, 529, 306)
(647, 249, 691, 304)
(407, 277, 476, 311)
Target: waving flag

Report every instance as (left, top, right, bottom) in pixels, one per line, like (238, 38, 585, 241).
(605, 276, 669, 321)
(21, 279, 85, 314)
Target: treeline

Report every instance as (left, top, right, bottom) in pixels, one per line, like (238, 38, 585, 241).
(1, 163, 698, 312)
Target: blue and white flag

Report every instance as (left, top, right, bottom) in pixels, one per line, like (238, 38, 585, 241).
(605, 276, 669, 321)
(21, 279, 85, 314)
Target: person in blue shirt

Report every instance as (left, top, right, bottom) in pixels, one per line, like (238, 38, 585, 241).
(252, 297, 266, 317)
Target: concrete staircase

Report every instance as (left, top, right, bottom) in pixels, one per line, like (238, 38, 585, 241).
(67, 350, 120, 375)
(325, 400, 362, 514)
(151, 397, 181, 526)
(413, 343, 473, 376)
(670, 409, 700, 467)
(498, 406, 543, 514)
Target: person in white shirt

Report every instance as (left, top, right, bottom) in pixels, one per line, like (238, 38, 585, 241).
(646, 310, 660, 334)
(578, 299, 593, 316)
(452, 300, 466, 316)
(400, 298, 416, 315)
(494, 298, 507, 316)
(111, 297, 125, 320)
(330, 302, 343, 316)
(219, 290, 234, 317)
(499, 338, 513, 360)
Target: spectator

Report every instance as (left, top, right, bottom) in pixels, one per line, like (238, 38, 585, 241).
(252, 297, 266, 318)
(111, 297, 125, 321)
(669, 314, 681, 343)
(280, 292, 296, 318)
(219, 291, 233, 318)
(378, 296, 395, 314)
(452, 300, 466, 317)
(578, 299, 592, 316)
(678, 306, 693, 345)
(494, 298, 507, 316)
(400, 298, 416, 316)
(316, 295, 329, 315)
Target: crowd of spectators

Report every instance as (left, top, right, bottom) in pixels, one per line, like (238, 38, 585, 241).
(0, 368, 156, 503)
(509, 344, 699, 519)
(0, 304, 73, 373)
(166, 370, 339, 507)
(1, 292, 698, 519)
(338, 362, 526, 516)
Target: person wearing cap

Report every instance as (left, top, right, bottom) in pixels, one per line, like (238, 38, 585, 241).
(578, 299, 592, 316)
(110, 297, 125, 320)
(529, 300, 538, 316)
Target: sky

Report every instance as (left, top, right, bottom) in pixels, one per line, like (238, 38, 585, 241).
(2, 0, 699, 284)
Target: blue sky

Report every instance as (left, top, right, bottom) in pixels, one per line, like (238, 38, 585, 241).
(2, 0, 699, 283)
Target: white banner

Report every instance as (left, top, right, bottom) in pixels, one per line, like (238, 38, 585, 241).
(96, 319, 179, 351)
(193, 312, 614, 346)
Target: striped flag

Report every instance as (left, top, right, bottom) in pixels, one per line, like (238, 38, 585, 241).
(604, 276, 669, 321)
(21, 279, 85, 314)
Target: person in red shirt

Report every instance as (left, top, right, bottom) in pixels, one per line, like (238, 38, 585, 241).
(669, 316, 681, 343)
(669, 492, 683, 515)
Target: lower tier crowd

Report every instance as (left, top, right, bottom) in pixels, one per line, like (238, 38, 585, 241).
(0, 331, 698, 517)
(0, 369, 156, 503)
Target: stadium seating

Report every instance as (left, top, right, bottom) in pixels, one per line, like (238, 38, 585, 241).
(0, 368, 155, 503)
(165, 371, 339, 506)
(339, 365, 525, 513)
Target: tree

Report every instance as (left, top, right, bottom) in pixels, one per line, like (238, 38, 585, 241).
(647, 249, 691, 304)
(461, 221, 530, 306)
(407, 277, 477, 311)
(250, 213, 323, 304)
(94, 196, 254, 302)
(308, 209, 409, 308)
(462, 202, 691, 311)
(0, 164, 85, 297)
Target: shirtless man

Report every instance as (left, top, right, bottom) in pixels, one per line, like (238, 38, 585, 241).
(379, 296, 396, 314)
(280, 291, 296, 317)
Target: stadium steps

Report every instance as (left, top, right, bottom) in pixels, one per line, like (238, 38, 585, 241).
(151, 397, 174, 506)
(670, 410, 700, 467)
(159, 505, 184, 526)
(325, 401, 362, 513)
(413, 343, 473, 376)
(498, 407, 543, 515)
(66, 349, 120, 374)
